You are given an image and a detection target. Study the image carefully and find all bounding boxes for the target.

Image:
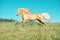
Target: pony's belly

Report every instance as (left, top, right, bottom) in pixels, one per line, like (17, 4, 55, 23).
(24, 14, 37, 20)
(28, 15, 37, 20)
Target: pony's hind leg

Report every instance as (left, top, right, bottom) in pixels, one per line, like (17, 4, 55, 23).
(37, 19, 48, 26)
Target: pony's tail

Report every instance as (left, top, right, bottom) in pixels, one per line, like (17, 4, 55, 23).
(41, 13, 51, 20)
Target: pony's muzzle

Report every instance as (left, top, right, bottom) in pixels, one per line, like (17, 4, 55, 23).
(16, 14, 18, 16)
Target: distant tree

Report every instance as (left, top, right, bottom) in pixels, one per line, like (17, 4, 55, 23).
(0, 18, 16, 22)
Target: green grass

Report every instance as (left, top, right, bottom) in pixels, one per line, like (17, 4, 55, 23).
(0, 22, 60, 40)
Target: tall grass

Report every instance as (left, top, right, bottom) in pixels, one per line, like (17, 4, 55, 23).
(0, 22, 60, 40)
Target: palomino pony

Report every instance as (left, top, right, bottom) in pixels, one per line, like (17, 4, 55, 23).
(16, 8, 51, 26)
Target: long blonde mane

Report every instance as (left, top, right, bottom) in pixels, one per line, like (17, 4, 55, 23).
(18, 8, 30, 14)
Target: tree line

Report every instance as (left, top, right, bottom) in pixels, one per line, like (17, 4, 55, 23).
(0, 18, 16, 22)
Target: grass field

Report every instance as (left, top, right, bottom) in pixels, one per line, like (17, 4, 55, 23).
(0, 22, 60, 40)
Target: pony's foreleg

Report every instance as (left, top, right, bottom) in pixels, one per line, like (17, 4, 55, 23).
(15, 20, 20, 25)
(38, 19, 48, 26)
(22, 19, 26, 27)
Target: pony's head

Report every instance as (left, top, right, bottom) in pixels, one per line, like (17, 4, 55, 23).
(16, 8, 30, 16)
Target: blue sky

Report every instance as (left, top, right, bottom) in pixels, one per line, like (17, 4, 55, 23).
(0, 0, 60, 22)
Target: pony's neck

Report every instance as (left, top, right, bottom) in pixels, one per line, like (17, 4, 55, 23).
(21, 11, 30, 15)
